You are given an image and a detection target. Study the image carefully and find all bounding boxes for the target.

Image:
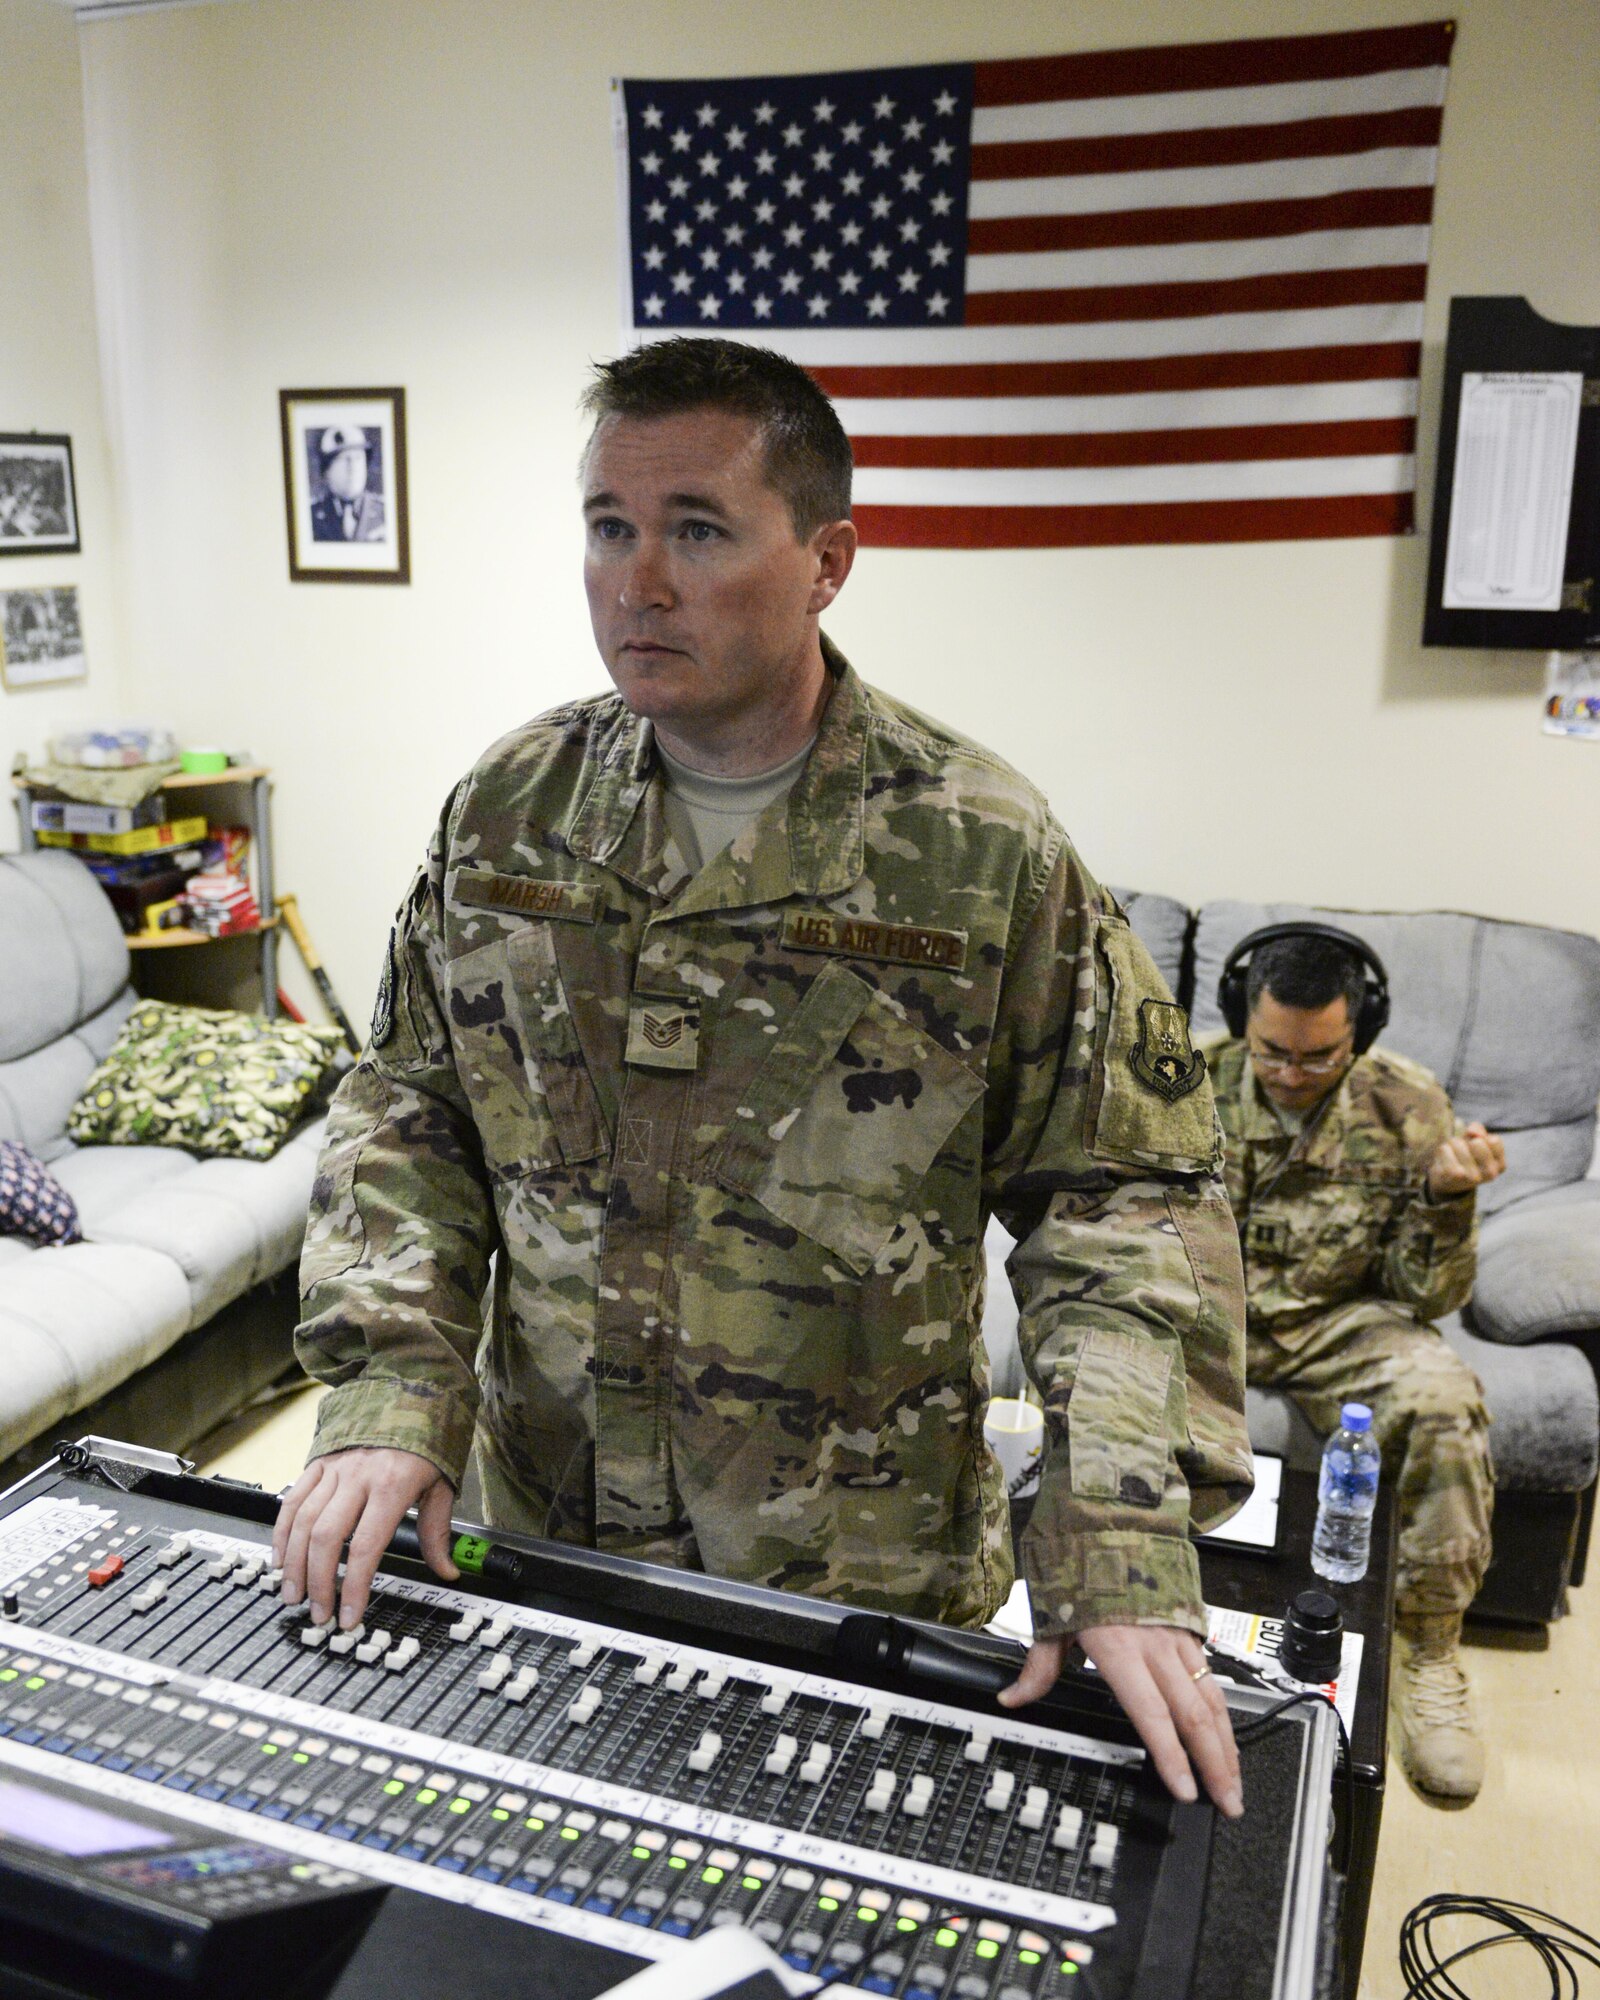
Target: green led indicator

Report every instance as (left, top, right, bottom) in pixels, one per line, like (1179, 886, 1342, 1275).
(742, 1876, 761, 1892)
(897, 1917, 918, 1934)
(1019, 1950, 1041, 1965)
(818, 1896, 839, 1913)
(260, 1743, 278, 1756)
(936, 1929, 959, 1949)
(196, 1863, 211, 1874)
(292, 1752, 310, 1765)
(25, 1678, 44, 1691)
(632, 1846, 650, 1861)
(417, 1789, 438, 1805)
(526, 1817, 546, 1832)
(0, 1669, 17, 1681)
(668, 1856, 687, 1870)
(449, 1798, 471, 1815)
(491, 1808, 510, 1821)
(702, 1867, 724, 1885)
(451, 1534, 491, 1574)
(976, 1941, 1000, 1961)
(560, 1827, 580, 1841)
(383, 1780, 405, 1796)
(1061, 1965, 1079, 1978)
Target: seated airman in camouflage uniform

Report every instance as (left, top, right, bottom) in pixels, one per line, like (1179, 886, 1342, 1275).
(1205, 927, 1503, 1800)
(273, 337, 1254, 1814)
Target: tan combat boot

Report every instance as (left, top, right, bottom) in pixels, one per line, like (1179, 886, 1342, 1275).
(1391, 1612, 1485, 1800)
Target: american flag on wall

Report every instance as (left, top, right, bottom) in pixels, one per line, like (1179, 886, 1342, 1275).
(612, 22, 1454, 548)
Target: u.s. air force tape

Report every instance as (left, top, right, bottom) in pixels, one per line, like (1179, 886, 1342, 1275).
(451, 870, 597, 922)
(782, 909, 967, 973)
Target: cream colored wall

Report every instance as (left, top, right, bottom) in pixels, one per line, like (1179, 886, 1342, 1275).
(0, 0, 124, 833)
(74, 0, 1600, 1028)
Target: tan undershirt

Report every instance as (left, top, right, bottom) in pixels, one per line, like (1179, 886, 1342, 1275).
(656, 736, 815, 875)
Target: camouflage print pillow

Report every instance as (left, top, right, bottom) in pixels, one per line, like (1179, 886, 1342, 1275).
(67, 1001, 345, 1162)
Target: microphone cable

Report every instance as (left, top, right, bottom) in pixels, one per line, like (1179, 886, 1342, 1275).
(1397, 1893, 1599, 1997)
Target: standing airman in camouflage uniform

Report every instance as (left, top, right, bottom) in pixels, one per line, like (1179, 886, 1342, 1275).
(1205, 926, 1503, 1800)
(274, 338, 1253, 1813)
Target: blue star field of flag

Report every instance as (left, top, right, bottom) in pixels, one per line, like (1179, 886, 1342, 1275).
(621, 64, 974, 332)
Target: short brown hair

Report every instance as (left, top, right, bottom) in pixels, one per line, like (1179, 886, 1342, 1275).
(581, 338, 852, 538)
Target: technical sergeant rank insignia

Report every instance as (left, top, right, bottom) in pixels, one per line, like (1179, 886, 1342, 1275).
(626, 993, 701, 1071)
(1128, 998, 1206, 1103)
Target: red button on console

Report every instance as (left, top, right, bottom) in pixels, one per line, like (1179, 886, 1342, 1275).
(87, 1555, 124, 1588)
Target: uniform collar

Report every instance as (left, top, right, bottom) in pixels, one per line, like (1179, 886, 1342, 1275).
(1241, 1052, 1359, 1165)
(564, 633, 868, 908)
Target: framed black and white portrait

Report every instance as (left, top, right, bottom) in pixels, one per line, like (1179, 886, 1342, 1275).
(0, 435, 80, 555)
(279, 388, 410, 584)
(0, 586, 87, 690)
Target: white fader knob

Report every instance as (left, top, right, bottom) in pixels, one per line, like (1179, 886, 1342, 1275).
(983, 1771, 1015, 1812)
(764, 1734, 798, 1778)
(1052, 1805, 1084, 1851)
(567, 1687, 603, 1726)
(687, 1730, 723, 1774)
(902, 1774, 935, 1818)
(447, 1608, 484, 1642)
(1018, 1785, 1050, 1832)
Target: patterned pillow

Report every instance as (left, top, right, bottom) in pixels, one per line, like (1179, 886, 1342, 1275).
(68, 1002, 345, 1162)
(0, 1141, 82, 1246)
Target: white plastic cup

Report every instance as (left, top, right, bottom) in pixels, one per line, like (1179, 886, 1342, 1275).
(984, 1396, 1045, 1500)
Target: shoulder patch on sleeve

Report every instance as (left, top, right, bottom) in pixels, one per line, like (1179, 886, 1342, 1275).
(1088, 918, 1220, 1173)
(1129, 998, 1206, 1103)
(371, 927, 397, 1048)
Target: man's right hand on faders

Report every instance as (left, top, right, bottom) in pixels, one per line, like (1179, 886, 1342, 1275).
(272, 1446, 459, 1631)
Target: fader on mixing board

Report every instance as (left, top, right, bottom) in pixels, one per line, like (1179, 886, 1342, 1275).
(0, 1441, 1338, 2000)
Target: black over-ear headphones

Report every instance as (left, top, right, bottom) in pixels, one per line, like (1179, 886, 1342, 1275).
(1218, 922, 1391, 1054)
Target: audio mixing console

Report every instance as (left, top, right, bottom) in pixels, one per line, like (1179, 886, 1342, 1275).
(0, 1442, 1336, 2000)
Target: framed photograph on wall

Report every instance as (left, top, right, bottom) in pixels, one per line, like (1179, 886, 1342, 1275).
(279, 387, 410, 584)
(0, 435, 80, 554)
(0, 586, 87, 689)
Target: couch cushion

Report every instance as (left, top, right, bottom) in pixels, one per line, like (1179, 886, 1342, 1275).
(1110, 889, 1190, 1001)
(0, 852, 129, 1061)
(0, 989, 138, 1164)
(49, 1144, 195, 1231)
(0, 1241, 193, 1462)
(1470, 1181, 1600, 1345)
(81, 1118, 325, 1327)
(1189, 901, 1600, 1213)
(1445, 1314, 1598, 1494)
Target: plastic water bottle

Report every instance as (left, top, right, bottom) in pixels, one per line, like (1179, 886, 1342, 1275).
(1311, 1403, 1381, 1584)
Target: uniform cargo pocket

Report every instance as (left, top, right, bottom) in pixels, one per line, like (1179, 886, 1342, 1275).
(300, 1066, 384, 1290)
(446, 926, 606, 1175)
(713, 958, 984, 1275)
(1067, 1326, 1173, 1507)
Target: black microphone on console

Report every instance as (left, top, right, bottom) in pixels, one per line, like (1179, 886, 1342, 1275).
(834, 1612, 1020, 1700)
(387, 1519, 528, 1590)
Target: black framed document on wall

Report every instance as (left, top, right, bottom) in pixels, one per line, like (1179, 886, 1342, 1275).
(1423, 297, 1600, 651)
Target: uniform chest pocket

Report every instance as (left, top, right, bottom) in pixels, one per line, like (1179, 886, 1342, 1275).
(1295, 1179, 1407, 1292)
(712, 958, 984, 1276)
(446, 925, 606, 1175)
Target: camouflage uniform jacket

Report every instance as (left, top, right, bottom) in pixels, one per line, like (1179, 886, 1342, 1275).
(298, 647, 1252, 1640)
(1205, 1037, 1478, 1345)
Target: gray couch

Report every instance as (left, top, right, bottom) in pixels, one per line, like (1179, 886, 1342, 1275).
(0, 850, 324, 1479)
(985, 893, 1599, 1625)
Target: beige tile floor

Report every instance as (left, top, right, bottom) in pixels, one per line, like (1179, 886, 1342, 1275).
(194, 1385, 1600, 1995)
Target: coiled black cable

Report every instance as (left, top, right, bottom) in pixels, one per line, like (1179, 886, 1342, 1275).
(1398, 1894, 1599, 1997)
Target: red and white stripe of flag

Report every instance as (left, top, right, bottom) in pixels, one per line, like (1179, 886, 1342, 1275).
(654, 23, 1456, 549)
